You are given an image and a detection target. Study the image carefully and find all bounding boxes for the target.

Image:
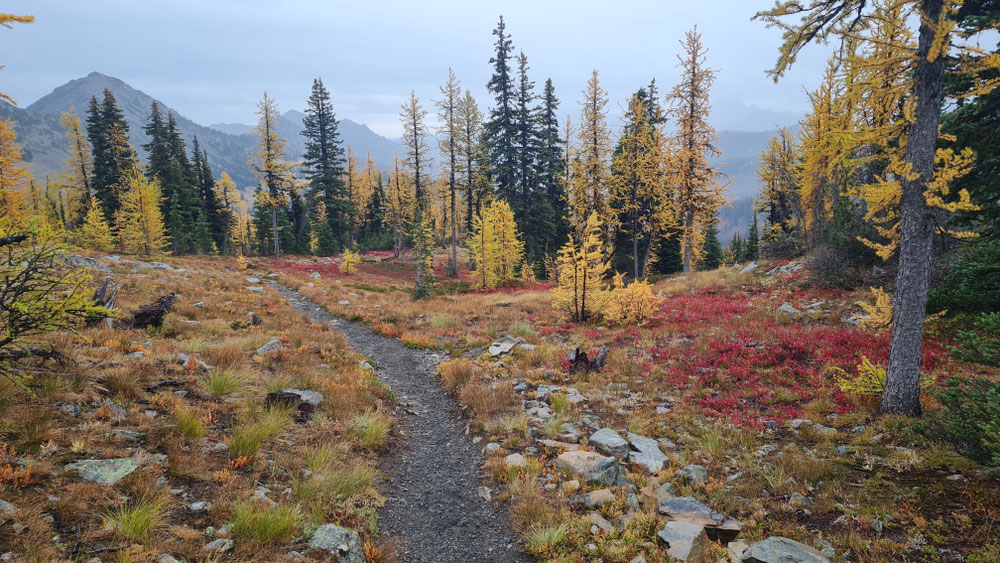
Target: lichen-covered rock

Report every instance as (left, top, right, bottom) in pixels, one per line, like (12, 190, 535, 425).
(627, 432, 669, 473)
(657, 521, 709, 562)
(555, 450, 626, 486)
(741, 537, 830, 563)
(589, 428, 629, 459)
(658, 496, 724, 527)
(65, 458, 139, 485)
(308, 524, 366, 562)
(254, 339, 284, 355)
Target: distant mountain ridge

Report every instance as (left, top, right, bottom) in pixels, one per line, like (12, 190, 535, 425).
(2, 72, 404, 189)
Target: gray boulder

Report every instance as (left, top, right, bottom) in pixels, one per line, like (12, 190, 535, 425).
(657, 521, 709, 562)
(675, 464, 709, 486)
(627, 433, 669, 473)
(65, 458, 139, 485)
(741, 537, 830, 562)
(658, 496, 724, 527)
(254, 339, 284, 355)
(0, 499, 13, 516)
(488, 336, 522, 358)
(589, 428, 629, 459)
(308, 524, 366, 562)
(555, 450, 626, 487)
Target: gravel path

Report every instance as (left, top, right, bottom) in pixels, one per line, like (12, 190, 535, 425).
(269, 282, 527, 563)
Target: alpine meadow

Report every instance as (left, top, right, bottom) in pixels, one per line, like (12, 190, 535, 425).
(4, 2, 1000, 562)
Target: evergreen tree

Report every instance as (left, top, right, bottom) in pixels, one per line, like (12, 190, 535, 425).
(697, 219, 722, 271)
(301, 78, 350, 247)
(213, 172, 238, 254)
(484, 16, 518, 201)
(86, 90, 135, 220)
(536, 78, 570, 263)
(192, 140, 225, 250)
(754, 126, 800, 236)
(651, 227, 684, 275)
(727, 231, 745, 264)
(746, 214, 760, 261)
(311, 199, 338, 256)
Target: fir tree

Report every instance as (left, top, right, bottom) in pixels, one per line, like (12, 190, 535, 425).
(536, 78, 569, 264)
(746, 214, 760, 261)
(301, 78, 350, 247)
(192, 139, 225, 250)
(87, 90, 135, 220)
(697, 218, 722, 271)
(484, 16, 518, 201)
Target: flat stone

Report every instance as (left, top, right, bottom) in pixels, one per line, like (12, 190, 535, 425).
(308, 524, 365, 563)
(675, 464, 708, 486)
(740, 261, 758, 274)
(254, 339, 284, 355)
(657, 521, 709, 562)
(627, 433, 669, 473)
(658, 496, 724, 527)
(741, 536, 830, 563)
(488, 336, 522, 358)
(570, 488, 615, 508)
(156, 555, 183, 563)
(504, 453, 528, 468)
(66, 458, 139, 485)
(538, 439, 580, 452)
(640, 482, 676, 507)
(0, 499, 13, 516)
(246, 285, 266, 293)
(589, 428, 629, 459)
(105, 429, 145, 443)
(264, 388, 323, 417)
(203, 538, 233, 553)
(779, 303, 800, 314)
(244, 276, 261, 283)
(556, 450, 626, 487)
(588, 511, 614, 533)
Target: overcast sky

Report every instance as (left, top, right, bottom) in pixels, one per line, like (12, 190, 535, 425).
(1, 0, 832, 137)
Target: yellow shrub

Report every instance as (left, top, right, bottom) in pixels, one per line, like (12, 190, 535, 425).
(604, 273, 661, 326)
(859, 286, 892, 329)
(830, 356, 932, 396)
(340, 249, 360, 274)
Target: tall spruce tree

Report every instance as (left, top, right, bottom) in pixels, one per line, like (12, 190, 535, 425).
(86, 90, 135, 220)
(485, 16, 518, 202)
(192, 140, 225, 251)
(697, 218, 723, 271)
(301, 78, 350, 248)
(536, 78, 569, 263)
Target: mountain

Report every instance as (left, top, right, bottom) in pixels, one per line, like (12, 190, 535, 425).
(4, 72, 403, 189)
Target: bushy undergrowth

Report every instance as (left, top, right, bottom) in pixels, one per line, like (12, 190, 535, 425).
(932, 377, 1000, 468)
(928, 238, 1000, 314)
(950, 312, 1000, 366)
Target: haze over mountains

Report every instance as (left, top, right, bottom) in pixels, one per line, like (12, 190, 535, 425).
(1, 71, 793, 239)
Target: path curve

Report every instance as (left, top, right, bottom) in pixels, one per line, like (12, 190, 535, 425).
(269, 282, 527, 563)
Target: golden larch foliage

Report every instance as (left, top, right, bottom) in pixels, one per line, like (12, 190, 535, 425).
(553, 212, 610, 322)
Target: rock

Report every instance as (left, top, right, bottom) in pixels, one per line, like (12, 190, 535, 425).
(308, 524, 366, 562)
(787, 419, 812, 429)
(202, 538, 234, 553)
(0, 499, 14, 515)
(779, 303, 800, 314)
(310, 271, 321, 279)
(675, 464, 709, 486)
(534, 384, 563, 401)
(836, 445, 853, 455)
(657, 521, 709, 562)
(245, 276, 261, 283)
(254, 339, 284, 355)
(589, 428, 629, 459)
(518, 342, 537, 352)
(588, 511, 614, 533)
(65, 458, 139, 485)
(565, 388, 588, 404)
(247, 285, 266, 293)
(571, 488, 616, 508)
(728, 541, 750, 562)
(488, 336, 522, 357)
(658, 496, 725, 527)
(640, 482, 676, 507)
(741, 537, 830, 563)
(763, 420, 779, 430)
(627, 433, 669, 473)
(156, 555, 183, 563)
(504, 453, 528, 468)
(188, 501, 207, 511)
(65, 254, 111, 273)
(338, 300, 351, 306)
(265, 388, 323, 417)
(757, 445, 777, 456)
(708, 518, 743, 543)
(555, 450, 626, 487)
(128, 351, 146, 359)
(477, 486, 491, 502)
(592, 346, 609, 370)
(630, 556, 648, 563)
(359, 360, 375, 372)
(193, 301, 205, 308)
(788, 492, 810, 509)
(811, 424, 836, 435)
(60, 404, 81, 417)
(739, 261, 759, 274)
(104, 429, 146, 443)
(484, 442, 501, 453)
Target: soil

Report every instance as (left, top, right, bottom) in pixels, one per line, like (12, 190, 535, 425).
(269, 282, 527, 562)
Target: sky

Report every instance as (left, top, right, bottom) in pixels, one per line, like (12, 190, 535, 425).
(0, 0, 833, 137)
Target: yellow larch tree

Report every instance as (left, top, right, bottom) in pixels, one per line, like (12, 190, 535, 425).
(610, 94, 672, 278)
(56, 109, 92, 227)
(553, 212, 610, 322)
(0, 119, 30, 229)
(754, 126, 801, 237)
(115, 165, 168, 256)
(469, 199, 524, 290)
(569, 70, 612, 234)
(385, 156, 415, 259)
(249, 92, 296, 257)
(80, 198, 114, 251)
(213, 172, 239, 254)
(668, 27, 730, 272)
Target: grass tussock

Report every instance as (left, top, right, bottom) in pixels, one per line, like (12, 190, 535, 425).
(437, 358, 480, 394)
(104, 493, 168, 541)
(349, 409, 391, 450)
(229, 501, 302, 543)
(228, 408, 291, 458)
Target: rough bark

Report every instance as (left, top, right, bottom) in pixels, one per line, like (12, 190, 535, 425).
(879, 0, 946, 416)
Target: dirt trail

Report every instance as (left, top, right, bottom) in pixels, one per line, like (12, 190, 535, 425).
(269, 282, 526, 563)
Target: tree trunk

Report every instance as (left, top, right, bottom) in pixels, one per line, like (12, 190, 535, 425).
(271, 206, 279, 258)
(632, 217, 640, 280)
(879, 0, 946, 417)
(682, 209, 694, 273)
